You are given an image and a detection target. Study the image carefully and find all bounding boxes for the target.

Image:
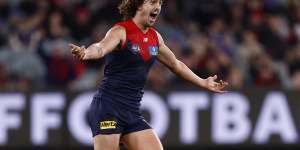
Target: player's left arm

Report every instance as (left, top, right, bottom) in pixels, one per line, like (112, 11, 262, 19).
(156, 32, 228, 93)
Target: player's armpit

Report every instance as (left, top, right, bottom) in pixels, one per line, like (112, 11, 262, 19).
(155, 32, 180, 71)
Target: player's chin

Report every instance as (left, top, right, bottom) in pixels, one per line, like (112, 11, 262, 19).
(147, 20, 156, 27)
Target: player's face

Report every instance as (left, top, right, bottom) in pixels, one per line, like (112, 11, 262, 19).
(138, 0, 162, 27)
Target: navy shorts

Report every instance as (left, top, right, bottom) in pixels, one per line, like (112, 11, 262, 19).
(88, 94, 152, 137)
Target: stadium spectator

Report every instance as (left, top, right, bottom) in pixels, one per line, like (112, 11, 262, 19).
(1, 0, 300, 91)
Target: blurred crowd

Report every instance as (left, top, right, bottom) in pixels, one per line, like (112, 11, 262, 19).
(1, 0, 300, 91)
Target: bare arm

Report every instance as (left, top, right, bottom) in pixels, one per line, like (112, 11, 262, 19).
(156, 32, 228, 93)
(69, 25, 126, 60)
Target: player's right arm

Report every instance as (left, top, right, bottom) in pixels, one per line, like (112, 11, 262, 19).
(69, 25, 126, 60)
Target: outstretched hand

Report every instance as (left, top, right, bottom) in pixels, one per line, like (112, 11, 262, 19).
(204, 75, 228, 93)
(69, 43, 86, 60)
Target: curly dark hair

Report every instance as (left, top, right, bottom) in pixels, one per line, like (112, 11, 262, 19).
(118, 0, 162, 20)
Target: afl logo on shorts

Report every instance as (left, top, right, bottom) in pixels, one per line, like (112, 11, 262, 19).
(149, 46, 158, 56)
(100, 121, 117, 129)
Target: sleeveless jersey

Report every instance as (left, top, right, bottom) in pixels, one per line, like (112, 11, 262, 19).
(98, 19, 159, 112)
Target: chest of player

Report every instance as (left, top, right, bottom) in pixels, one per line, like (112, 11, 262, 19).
(125, 33, 159, 62)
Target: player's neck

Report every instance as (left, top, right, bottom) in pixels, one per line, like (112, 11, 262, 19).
(132, 17, 149, 34)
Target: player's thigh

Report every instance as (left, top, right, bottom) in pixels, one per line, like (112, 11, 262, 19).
(93, 134, 121, 150)
(121, 129, 163, 150)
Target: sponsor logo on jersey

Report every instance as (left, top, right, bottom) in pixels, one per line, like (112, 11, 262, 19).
(131, 44, 141, 53)
(128, 43, 141, 54)
(143, 37, 148, 43)
(149, 46, 158, 56)
(127, 41, 141, 54)
(100, 121, 117, 129)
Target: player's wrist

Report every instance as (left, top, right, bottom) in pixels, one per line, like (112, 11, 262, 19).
(198, 78, 208, 89)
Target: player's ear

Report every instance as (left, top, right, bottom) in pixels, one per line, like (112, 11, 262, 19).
(137, 5, 143, 11)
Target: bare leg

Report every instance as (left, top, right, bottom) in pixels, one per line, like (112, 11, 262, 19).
(121, 129, 163, 150)
(94, 134, 121, 150)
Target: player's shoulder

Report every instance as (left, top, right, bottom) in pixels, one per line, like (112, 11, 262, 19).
(152, 29, 164, 45)
(114, 20, 132, 29)
(111, 25, 126, 32)
(109, 24, 126, 36)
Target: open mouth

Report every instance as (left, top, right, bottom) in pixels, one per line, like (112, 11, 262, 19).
(150, 12, 158, 18)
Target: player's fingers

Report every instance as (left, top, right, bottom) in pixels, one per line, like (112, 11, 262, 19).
(69, 43, 76, 50)
(70, 48, 78, 54)
(219, 80, 224, 86)
(218, 80, 226, 85)
(69, 44, 80, 52)
(223, 81, 229, 86)
(217, 84, 224, 89)
(72, 45, 84, 53)
(79, 53, 85, 60)
(71, 48, 78, 54)
(212, 75, 217, 80)
(69, 43, 79, 48)
(210, 81, 216, 87)
(214, 82, 219, 87)
(220, 80, 228, 87)
(71, 50, 81, 55)
(79, 51, 85, 60)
